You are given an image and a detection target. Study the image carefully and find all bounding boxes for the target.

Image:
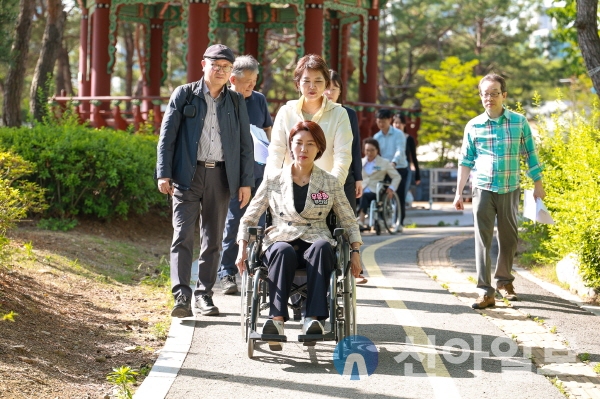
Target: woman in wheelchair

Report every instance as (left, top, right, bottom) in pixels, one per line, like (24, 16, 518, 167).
(235, 121, 362, 350)
(358, 138, 402, 230)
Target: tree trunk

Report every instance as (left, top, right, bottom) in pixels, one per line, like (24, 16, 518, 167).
(29, 0, 66, 122)
(575, 0, 600, 98)
(122, 22, 135, 111)
(55, 44, 73, 96)
(2, 0, 34, 127)
(474, 18, 484, 76)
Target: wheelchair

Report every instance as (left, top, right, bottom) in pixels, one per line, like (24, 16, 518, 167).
(240, 213, 357, 359)
(365, 181, 402, 235)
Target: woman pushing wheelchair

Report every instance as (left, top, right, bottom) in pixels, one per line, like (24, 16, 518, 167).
(235, 121, 362, 350)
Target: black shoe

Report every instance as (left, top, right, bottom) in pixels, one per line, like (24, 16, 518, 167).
(171, 295, 193, 318)
(220, 275, 238, 295)
(195, 295, 219, 316)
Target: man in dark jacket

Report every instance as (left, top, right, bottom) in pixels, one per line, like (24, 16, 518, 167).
(156, 44, 254, 318)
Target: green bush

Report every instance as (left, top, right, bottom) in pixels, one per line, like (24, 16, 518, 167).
(0, 123, 162, 219)
(0, 150, 46, 256)
(520, 93, 600, 288)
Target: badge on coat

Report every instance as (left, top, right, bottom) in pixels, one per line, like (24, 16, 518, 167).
(311, 190, 329, 205)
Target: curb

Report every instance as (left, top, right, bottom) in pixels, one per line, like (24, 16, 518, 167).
(134, 261, 199, 399)
(514, 266, 600, 317)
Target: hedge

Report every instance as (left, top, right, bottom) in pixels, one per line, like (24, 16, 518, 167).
(519, 94, 600, 289)
(0, 123, 162, 219)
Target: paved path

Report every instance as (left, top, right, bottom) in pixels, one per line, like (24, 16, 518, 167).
(135, 206, 600, 399)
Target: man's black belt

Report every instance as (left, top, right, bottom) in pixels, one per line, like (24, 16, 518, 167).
(197, 160, 225, 168)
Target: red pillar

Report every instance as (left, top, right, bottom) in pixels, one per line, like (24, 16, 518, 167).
(90, 0, 111, 127)
(329, 17, 340, 73)
(304, 0, 324, 56)
(145, 19, 164, 131)
(187, 1, 210, 82)
(358, 9, 380, 139)
(244, 22, 259, 59)
(78, 6, 90, 116)
(144, 19, 164, 109)
(340, 24, 351, 104)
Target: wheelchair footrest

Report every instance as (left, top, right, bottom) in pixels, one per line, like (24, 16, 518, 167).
(248, 330, 287, 342)
(297, 331, 335, 342)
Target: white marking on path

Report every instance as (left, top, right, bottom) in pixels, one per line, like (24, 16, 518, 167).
(362, 235, 462, 399)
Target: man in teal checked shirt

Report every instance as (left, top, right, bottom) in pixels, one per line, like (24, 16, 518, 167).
(454, 74, 546, 310)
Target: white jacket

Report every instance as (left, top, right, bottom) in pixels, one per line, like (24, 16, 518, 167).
(361, 155, 401, 193)
(265, 95, 353, 185)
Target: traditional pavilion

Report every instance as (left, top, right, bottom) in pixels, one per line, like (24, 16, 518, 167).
(68, 0, 421, 140)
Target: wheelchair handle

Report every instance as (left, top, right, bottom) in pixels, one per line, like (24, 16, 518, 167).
(333, 227, 345, 238)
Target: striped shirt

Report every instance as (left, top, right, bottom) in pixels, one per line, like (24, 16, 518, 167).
(197, 82, 225, 162)
(459, 108, 542, 194)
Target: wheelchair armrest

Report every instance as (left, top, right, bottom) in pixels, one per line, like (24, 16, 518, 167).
(247, 226, 264, 237)
(333, 227, 346, 238)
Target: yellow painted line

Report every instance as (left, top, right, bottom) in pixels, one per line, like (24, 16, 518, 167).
(362, 235, 461, 398)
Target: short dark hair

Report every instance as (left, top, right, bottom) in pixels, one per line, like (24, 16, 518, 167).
(479, 73, 507, 93)
(364, 137, 380, 155)
(376, 109, 392, 120)
(293, 54, 331, 90)
(289, 121, 327, 160)
(328, 69, 343, 105)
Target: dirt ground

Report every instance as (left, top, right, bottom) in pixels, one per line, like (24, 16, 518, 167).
(0, 212, 175, 399)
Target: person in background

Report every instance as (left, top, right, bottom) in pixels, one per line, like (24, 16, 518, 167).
(393, 113, 420, 206)
(218, 55, 273, 295)
(454, 73, 545, 310)
(374, 109, 408, 232)
(357, 138, 401, 229)
(156, 44, 254, 318)
(324, 69, 367, 284)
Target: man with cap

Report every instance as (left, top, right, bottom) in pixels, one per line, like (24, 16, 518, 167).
(156, 44, 254, 317)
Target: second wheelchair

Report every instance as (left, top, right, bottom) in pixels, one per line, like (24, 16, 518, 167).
(363, 181, 402, 235)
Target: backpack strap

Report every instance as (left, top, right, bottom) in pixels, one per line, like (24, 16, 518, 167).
(230, 89, 240, 117)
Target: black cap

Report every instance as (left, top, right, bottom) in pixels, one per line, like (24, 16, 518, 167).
(203, 44, 235, 64)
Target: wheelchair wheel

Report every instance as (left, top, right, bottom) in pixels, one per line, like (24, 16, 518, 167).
(248, 338, 255, 358)
(240, 269, 252, 341)
(335, 240, 351, 344)
(382, 191, 401, 234)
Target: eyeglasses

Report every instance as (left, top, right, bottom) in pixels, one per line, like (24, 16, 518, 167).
(208, 63, 233, 73)
(480, 92, 503, 98)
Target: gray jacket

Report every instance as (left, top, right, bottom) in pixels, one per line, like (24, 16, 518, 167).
(156, 79, 254, 196)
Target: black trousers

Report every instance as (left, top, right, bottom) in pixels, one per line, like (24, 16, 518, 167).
(395, 167, 409, 225)
(358, 192, 377, 215)
(262, 239, 334, 322)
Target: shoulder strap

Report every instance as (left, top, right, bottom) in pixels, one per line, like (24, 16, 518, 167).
(230, 90, 240, 114)
(185, 82, 195, 105)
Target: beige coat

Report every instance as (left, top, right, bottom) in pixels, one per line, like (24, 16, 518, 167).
(265, 96, 353, 185)
(361, 155, 402, 193)
(238, 164, 362, 249)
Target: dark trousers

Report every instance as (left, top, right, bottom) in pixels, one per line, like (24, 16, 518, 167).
(358, 192, 377, 215)
(395, 167, 409, 225)
(343, 178, 358, 215)
(170, 165, 230, 299)
(262, 239, 334, 322)
(218, 163, 265, 279)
